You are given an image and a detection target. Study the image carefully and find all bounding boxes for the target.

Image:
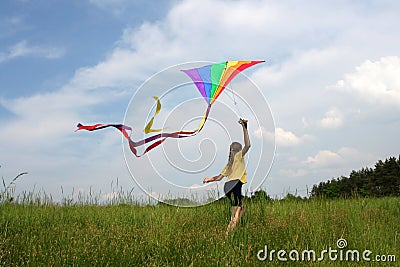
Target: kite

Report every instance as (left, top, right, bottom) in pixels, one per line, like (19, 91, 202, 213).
(76, 60, 264, 157)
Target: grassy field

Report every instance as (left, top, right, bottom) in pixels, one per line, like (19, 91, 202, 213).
(0, 196, 399, 266)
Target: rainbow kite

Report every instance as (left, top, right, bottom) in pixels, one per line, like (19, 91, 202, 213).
(76, 60, 264, 157)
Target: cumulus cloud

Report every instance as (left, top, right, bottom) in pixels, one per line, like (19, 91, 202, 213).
(305, 150, 344, 167)
(304, 147, 374, 168)
(255, 127, 310, 147)
(0, 86, 124, 145)
(319, 108, 343, 129)
(333, 56, 400, 106)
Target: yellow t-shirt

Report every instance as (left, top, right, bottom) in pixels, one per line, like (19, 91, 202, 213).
(220, 151, 247, 184)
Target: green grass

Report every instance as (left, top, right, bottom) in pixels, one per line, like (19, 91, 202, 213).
(1, 197, 399, 266)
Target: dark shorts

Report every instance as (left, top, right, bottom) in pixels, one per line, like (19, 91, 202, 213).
(224, 180, 243, 207)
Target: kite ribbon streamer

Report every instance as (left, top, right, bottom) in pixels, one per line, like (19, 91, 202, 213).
(144, 96, 164, 134)
(76, 104, 211, 157)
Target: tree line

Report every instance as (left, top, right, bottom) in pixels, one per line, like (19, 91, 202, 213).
(310, 155, 400, 198)
(160, 155, 400, 205)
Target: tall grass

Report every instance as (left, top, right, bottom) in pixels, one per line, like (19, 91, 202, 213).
(0, 172, 28, 204)
(1, 187, 399, 266)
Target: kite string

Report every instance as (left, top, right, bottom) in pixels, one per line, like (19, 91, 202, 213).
(231, 83, 243, 118)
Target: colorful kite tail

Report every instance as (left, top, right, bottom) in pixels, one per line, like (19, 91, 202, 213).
(76, 104, 211, 157)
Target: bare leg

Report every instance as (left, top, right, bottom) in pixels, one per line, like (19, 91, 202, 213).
(226, 207, 236, 237)
(230, 206, 237, 220)
(239, 204, 245, 217)
(226, 206, 242, 236)
(230, 206, 242, 229)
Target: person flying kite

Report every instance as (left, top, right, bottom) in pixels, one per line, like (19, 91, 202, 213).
(203, 118, 250, 236)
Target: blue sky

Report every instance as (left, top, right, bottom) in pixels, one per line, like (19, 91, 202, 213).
(0, 0, 173, 98)
(1, 0, 399, 203)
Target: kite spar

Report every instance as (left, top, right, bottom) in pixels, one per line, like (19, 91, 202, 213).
(76, 60, 264, 157)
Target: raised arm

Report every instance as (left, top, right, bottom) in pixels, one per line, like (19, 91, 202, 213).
(240, 119, 251, 156)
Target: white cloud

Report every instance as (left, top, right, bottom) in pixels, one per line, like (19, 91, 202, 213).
(304, 147, 375, 168)
(275, 128, 302, 146)
(333, 56, 400, 106)
(0, 40, 65, 63)
(305, 150, 344, 167)
(255, 127, 310, 147)
(0, 86, 122, 145)
(319, 108, 343, 129)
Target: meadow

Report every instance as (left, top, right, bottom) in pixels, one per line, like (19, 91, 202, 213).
(1, 192, 399, 266)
